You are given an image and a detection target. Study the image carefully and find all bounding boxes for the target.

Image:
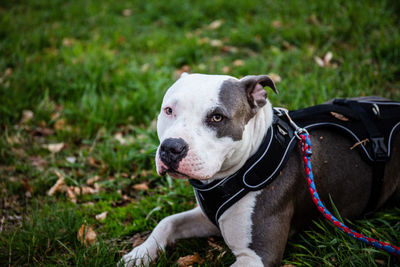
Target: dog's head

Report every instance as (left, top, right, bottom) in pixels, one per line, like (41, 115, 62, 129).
(156, 73, 277, 180)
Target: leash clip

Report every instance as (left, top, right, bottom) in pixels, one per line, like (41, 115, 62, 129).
(274, 107, 309, 140)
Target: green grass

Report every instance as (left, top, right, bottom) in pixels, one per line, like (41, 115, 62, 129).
(1, 0, 400, 266)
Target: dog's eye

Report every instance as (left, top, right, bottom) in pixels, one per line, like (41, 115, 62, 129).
(164, 107, 173, 115)
(211, 114, 224, 122)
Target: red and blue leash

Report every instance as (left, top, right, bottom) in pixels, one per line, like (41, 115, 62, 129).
(298, 130, 400, 256)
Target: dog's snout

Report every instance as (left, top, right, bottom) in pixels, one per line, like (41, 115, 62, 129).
(159, 138, 188, 169)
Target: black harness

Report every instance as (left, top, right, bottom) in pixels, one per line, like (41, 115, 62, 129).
(190, 98, 400, 227)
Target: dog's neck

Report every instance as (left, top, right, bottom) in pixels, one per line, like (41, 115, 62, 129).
(211, 101, 274, 180)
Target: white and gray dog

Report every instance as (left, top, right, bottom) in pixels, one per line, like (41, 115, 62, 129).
(122, 73, 400, 266)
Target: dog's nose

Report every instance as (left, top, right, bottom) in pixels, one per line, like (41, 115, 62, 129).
(159, 138, 188, 169)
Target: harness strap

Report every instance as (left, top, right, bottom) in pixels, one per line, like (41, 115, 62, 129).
(333, 99, 387, 213)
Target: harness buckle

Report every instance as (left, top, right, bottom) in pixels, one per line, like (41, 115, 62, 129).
(274, 107, 308, 140)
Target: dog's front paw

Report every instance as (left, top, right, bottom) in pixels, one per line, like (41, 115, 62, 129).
(120, 242, 158, 267)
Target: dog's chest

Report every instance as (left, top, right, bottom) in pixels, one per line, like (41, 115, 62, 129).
(215, 190, 264, 266)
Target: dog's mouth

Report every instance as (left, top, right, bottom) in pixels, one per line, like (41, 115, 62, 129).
(160, 167, 191, 179)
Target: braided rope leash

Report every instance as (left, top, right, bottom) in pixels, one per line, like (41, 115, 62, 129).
(298, 131, 400, 256)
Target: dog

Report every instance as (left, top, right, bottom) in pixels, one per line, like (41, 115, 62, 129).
(122, 73, 400, 266)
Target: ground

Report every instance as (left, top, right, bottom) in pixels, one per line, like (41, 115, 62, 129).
(0, 0, 399, 266)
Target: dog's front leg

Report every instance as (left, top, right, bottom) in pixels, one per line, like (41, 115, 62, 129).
(121, 206, 219, 267)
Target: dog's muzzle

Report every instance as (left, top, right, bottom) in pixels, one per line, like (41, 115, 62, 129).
(159, 138, 189, 171)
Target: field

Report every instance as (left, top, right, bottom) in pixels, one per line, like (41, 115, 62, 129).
(0, 0, 399, 266)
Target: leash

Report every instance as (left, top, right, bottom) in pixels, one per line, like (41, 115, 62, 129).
(280, 108, 400, 256)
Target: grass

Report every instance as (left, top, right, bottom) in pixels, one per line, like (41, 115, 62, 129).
(0, 0, 399, 266)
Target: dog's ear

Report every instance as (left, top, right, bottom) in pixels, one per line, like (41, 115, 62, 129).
(240, 75, 278, 109)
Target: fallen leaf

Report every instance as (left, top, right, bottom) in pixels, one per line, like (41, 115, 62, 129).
(54, 118, 67, 130)
(314, 51, 335, 68)
(77, 224, 97, 246)
(20, 110, 34, 124)
(268, 73, 282, 83)
(233, 59, 244, 67)
(21, 178, 33, 198)
(177, 253, 205, 267)
(221, 45, 238, 53)
(71, 185, 99, 195)
(32, 127, 55, 136)
(140, 169, 153, 178)
(87, 175, 100, 185)
(307, 14, 319, 25)
(208, 238, 223, 251)
(324, 51, 333, 64)
(47, 171, 65, 196)
(122, 9, 132, 17)
(44, 142, 64, 153)
(314, 56, 325, 67)
(208, 19, 223, 30)
(130, 233, 146, 247)
(95, 211, 108, 222)
(222, 66, 230, 74)
(65, 186, 77, 203)
(62, 38, 75, 47)
(375, 259, 386, 265)
(272, 20, 282, 28)
(132, 182, 149, 191)
(210, 39, 223, 47)
(114, 133, 134, 145)
(66, 156, 76, 163)
(330, 112, 349, 121)
(175, 65, 191, 78)
(29, 155, 47, 168)
(141, 63, 150, 73)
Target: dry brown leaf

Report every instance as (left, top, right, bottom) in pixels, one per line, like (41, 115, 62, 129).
(95, 211, 108, 222)
(330, 112, 349, 121)
(132, 182, 149, 191)
(175, 65, 191, 78)
(272, 20, 282, 28)
(122, 9, 132, 17)
(65, 186, 77, 203)
(221, 45, 238, 53)
(222, 66, 230, 74)
(208, 238, 223, 251)
(62, 38, 75, 47)
(29, 155, 47, 168)
(87, 175, 100, 185)
(20, 110, 34, 124)
(177, 253, 205, 267)
(54, 118, 67, 130)
(131, 233, 146, 247)
(44, 142, 64, 153)
(71, 186, 98, 195)
(77, 224, 97, 246)
(21, 178, 33, 198)
(140, 169, 153, 178)
(268, 73, 282, 83)
(48, 171, 65, 196)
(233, 59, 244, 67)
